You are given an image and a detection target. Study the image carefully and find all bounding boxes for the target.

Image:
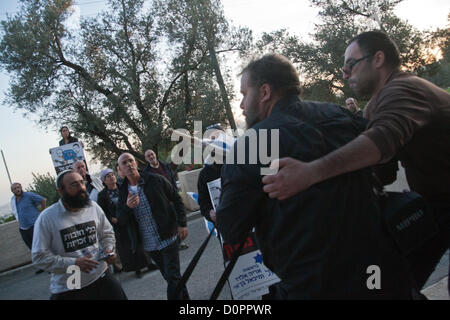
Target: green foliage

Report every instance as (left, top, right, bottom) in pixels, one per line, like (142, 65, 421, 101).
(0, 214, 16, 225)
(417, 16, 450, 88)
(25, 172, 59, 206)
(0, 0, 249, 166)
(0, 0, 447, 157)
(251, 0, 433, 103)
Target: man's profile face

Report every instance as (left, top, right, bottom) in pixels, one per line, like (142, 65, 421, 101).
(118, 153, 139, 177)
(240, 71, 261, 128)
(144, 150, 157, 165)
(11, 183, 23, 197)
(74, 161, 87, 178)
(59, 172, 90, 209)
(343, 42, 378, 98)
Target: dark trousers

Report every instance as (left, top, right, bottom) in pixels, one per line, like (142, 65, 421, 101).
(406, 201, 450, 293)
(19, 227, 34, 250)
(50, 272, 128, 300)
(146, 240, 190, 300)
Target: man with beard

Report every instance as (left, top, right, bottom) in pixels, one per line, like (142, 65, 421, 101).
(262, 31, 450, 294)
(215, 54, 413, 299)
(32, 170, 127, 300)
(117, 153, 190, 300)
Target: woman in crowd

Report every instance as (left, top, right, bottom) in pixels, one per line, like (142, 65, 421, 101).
(59, 126, 80, 146)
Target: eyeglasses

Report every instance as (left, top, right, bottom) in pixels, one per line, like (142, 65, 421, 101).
(341, 54, 372, 75)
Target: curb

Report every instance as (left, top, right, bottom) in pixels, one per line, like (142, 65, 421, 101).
(0, 210, 203, 280)
(187, 210, 201, 222)
(0, 263, 38, 281)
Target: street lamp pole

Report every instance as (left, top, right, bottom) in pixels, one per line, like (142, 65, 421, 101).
(1, 149, 12, 185)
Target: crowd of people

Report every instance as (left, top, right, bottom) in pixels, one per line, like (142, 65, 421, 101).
(9, 30, 450, 300)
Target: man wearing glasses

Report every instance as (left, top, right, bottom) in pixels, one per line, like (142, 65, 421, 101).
(262, 31, 450, 295)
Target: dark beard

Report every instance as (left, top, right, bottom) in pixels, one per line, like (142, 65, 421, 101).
(62, 189, 90, 209)
(245, 103, 261, 129)
(245, 113, 260, 129)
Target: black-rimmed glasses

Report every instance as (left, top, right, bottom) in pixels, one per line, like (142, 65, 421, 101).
(342, 54, 372, 75)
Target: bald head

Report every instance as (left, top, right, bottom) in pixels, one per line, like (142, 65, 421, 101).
(345, 98, 358, 112)
(118, 153, 139, 179)
(144, 149, 158, 167)
(73, 160, 87, 179)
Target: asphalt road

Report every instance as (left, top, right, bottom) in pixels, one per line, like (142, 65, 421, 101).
(0, 164, 448, 300)
(0, 215, 233, 300)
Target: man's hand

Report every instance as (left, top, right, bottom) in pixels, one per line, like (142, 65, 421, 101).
(209, 210, 217, 223)
(262, 158, 316, 200)
(104, 250, 116, 265)
(178, 227, 188, 241)
(75, 256, 99, 273)
(111, 217, 118, 224)
(126, 192, 140, 208)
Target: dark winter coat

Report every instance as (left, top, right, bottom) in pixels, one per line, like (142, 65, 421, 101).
(117, 172, 186, 253)
(216, 95, 413, 299)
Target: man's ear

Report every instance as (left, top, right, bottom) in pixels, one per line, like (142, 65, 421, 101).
(373, 50, 386, 69)
(259, 83, 272, 103)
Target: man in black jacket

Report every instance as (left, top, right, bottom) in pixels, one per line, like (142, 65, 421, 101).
(216, 54, 413, 299)
(143, 149, 178, 189)
(197, 163, 222, 223)
(143, 149, 189, 250)
(117, 153, 190, 300)
(197, 123, 228, 223)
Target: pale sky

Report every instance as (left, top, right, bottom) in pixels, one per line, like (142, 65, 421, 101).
(0, 0, 449, 205)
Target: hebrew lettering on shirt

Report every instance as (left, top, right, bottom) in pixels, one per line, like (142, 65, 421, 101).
(60, 221, 97, 253)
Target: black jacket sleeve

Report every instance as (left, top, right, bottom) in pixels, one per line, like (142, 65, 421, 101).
(97, 190, 110, 220)
(372, 158, 399, 186)
(162, 162, 179, 191)
(156, 174, 187, 228)
(117, 183, 134, 228)
(197, 168, 214, 222)
(216, 163, 264, 244)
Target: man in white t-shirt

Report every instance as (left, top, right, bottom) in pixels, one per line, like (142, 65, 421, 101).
(32, 170, 127, 300)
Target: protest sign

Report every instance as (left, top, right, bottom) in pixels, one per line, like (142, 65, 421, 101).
(49, 142, 86, 174)
(206, 178, 280, 300)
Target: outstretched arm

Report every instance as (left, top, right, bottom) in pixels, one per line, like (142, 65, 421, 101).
(262, 135, 381, 200)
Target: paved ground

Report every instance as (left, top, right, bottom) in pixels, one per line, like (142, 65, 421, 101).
(0, 213, 448, 300)
(0, 213, 233, 300)
(0, 166, 448, 300)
